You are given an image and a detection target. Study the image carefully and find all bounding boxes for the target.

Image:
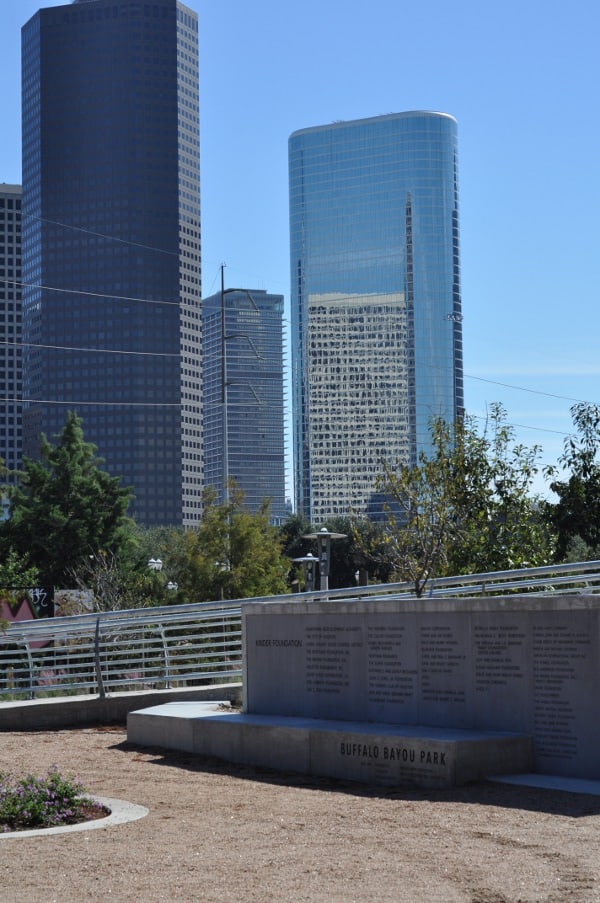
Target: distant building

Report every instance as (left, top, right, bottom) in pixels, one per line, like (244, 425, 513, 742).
(21, 0, 202, 526)
(202, 288, 287, 523)
(0, 185, 22, 486)
(289, 111, 464, 521)
(307, 291, 410, 524)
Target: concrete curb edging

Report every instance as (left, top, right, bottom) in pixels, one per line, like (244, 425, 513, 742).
(0, 797, 149, 839)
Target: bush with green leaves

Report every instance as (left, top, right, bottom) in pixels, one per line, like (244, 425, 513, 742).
(0, 765, 105, 832)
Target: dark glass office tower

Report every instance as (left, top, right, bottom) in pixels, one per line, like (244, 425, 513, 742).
(21, 0, 202, 526)
(289, 112, 463, 523)
(202, 288, 287, 523)
(0, 185, 23, 489)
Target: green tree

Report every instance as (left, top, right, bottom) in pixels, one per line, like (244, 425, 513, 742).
(69, 549, 170, 611)
(370, 420, 461, 596)
(131, 524, 178, 572)
(279, 513, 313, 561)
(545, 402, 600, 561)
(0, 550, 39, 590)
(321, 517, 369, 589)
(349, 518, 397, 585)
(364, 406, 554, 595)
(279, 513, 314, 591)
(446, 406, 553, 575)
(0, 412, 133, 588)
(168, 486, 290, 602)
(560, 535, 600, 564)
(0, 554, 41, 625)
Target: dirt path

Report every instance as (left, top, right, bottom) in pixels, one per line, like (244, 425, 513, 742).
(1, 727, 600, 902)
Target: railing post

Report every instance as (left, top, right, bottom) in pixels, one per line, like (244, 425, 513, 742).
(24, 640, 35, 700)
(158, 626, 171, 689)
(94, 617, 106, 698)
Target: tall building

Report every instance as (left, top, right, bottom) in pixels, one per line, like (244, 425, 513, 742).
(289, 111, 463, 523)
(21, 0, 202, 526)
(202, 287, 287, 523)
(0, 185, 22, 488)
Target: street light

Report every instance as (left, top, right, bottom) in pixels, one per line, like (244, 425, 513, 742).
(292, 552, 318, 592)
(148, 558, 163, 572)
(302, 527, 347, 592)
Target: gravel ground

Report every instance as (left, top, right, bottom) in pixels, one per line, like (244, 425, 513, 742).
(2, 726, 600, 902)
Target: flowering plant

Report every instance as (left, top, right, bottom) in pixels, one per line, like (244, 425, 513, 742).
(0, 765, 106, 832)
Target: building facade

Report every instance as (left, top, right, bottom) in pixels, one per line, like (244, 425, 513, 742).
(0, 185, 22, 489)
(21, 0, 202, 526)
(202, 287, 287, 523)
(289, 111, 463, 522)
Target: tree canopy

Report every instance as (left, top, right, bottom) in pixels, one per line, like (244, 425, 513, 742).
(545, 402, 600, 560)
(445, 405, 553, 575)
(0, 412, 133, 588)
(165, 486, 290, 602)
(359, 406, 555, 595)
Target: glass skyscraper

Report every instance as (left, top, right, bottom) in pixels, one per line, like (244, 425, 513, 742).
(21, 0, 202, 526)
(202, 288, 287, 523)
(0, 185, 22, 489)
(289, 111, 463, 523)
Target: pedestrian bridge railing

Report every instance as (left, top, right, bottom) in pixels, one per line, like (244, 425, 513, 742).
(1, 559, 600, 701)
(0, 600, 243, 701)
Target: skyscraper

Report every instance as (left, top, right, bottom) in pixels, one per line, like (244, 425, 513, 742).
(289, 111, 463, 523)
(21, 0, 201, 526)
(0, 185, 22, 489)
(202, 287, 287, 523)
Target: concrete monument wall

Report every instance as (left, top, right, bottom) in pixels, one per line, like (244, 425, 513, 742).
(243, 595, 600, 780)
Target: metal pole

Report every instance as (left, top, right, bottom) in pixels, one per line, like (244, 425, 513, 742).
(319, 533, 330, 592)
(302, 528, 347, 592)
(94, 617, 106, 699)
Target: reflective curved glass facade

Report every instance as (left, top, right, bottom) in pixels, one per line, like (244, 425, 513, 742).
(289, 111, 463, 522)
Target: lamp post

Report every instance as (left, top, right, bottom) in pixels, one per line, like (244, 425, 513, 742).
(147, 558, 163, 572)
(292, 552, 318, 592)
(302, 527, 347, 592)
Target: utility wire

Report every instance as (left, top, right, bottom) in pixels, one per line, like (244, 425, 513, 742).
(5, 396, 180, 407)
(0, 339, 179, 358)
(469, 413, 568, 438)
(467, 374, 587, 405)
(1, 276, 180, 307)
(21, 211, 181, 257)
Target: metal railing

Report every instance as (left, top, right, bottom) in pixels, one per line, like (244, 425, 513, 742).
(0, 600, 243, 701)
(2, 560, 600, 701)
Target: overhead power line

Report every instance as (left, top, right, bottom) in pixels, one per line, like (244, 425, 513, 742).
(469, 413, 568, 438)
(1, 277, 179, 307)
(467, 374, 586, 405)
(0, 339, 179, 358)
(21, 211, 181, 257)
(11, 397, 181, 407)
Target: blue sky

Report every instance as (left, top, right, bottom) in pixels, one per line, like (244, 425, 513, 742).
(1, 0, 599, 498)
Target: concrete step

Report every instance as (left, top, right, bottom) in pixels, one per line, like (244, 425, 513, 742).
(127, 701, 533, 789)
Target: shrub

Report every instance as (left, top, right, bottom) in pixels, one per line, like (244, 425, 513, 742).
(0, 765, 106, 832)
